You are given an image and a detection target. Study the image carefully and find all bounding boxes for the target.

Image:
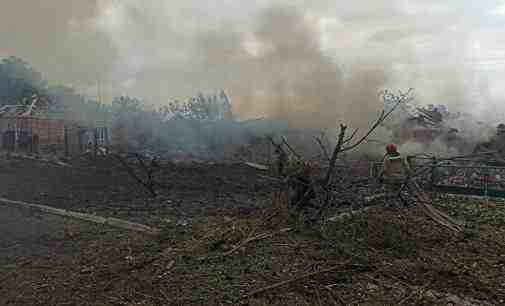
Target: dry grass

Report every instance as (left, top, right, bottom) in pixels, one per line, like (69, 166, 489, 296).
(177, 190, 292, 257)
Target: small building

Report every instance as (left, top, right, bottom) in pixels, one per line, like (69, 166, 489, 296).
(0, 100, 110, 156)
(0, 116, 66, 154)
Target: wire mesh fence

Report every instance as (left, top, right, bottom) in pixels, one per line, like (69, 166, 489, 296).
(371, 156, 505, 198)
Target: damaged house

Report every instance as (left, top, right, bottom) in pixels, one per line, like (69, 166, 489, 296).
(0, 95, 110, 155)
(392, 104, 470, 152)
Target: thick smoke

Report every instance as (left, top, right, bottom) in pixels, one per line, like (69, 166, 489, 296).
(0, 1, 116, 93)
(195, 6, 387, 128)
(2, 1, 505, 133)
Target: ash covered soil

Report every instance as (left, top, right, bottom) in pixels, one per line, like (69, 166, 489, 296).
(1, 155, 505, 305)
(0, 156, 276, 227)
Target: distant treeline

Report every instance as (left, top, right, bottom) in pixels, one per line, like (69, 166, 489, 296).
(0, 56, 241, 154)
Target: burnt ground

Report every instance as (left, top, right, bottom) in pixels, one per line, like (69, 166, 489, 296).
(1, 155, 505, 305)
(0, 156, 275, 226)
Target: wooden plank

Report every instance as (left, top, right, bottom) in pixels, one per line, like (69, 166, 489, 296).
(0, 197, 160, 236)
(244, 162, 269, 171)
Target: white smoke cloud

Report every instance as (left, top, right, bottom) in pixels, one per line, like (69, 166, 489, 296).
(2, 0, 505, 126)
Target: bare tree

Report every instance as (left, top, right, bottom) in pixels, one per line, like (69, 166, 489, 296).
(300, 89, 464, 232)
(286, 89, 414, 214)
(113, 152, 161, 198)
(322, 88, 414, 187)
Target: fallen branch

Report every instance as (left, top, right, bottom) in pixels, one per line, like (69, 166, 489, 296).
(364, 193, 386, 204)
(199, 227, 292, 261)
(408, 181, 464, 233)
(243, 262, 371, 299)
(2, 152, 72, 168)
(0, 197, 160, 236)
(365, 179, 463, 232)
(245, 161, 269, 171)
(327, 206, 376, 222)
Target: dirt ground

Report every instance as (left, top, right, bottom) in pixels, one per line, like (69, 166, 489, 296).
(1, 155, 505, 305)
(0, 155, 276, 226)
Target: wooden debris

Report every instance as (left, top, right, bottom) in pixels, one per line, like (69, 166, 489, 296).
(327, 207, 376, 222)
(1, 152, 72, 167)
(0, 197, 160, 236)
(243, 262, 371, 299)
(244, 162, 269, 171)
(364, 193, 385, 204)
(199, 227, 292, 261)
(408, 181, 464, 233)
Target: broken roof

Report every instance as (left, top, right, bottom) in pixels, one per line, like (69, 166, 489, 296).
(0, 95, 49, 118)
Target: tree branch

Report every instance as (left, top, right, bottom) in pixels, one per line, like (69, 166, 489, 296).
(343, 128, 359, 144)
(325, 124, 348, 186)
(341, 88, 413, 153)
(323, 88, 414, 188)
(314, 136, 330, 162)
(114, 153, 158, 198)
(281, 136, 302, 161)
(243, 262, 371, 299)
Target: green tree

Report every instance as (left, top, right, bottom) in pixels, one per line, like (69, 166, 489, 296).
(0, 56, 46, 104)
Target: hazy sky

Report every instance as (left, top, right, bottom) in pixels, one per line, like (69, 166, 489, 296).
(2, 0, 505, 124)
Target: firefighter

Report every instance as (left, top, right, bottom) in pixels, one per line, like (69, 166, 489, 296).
(378, 144, 412, 206)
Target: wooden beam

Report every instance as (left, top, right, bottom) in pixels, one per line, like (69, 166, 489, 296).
(0, 197, 160, 236)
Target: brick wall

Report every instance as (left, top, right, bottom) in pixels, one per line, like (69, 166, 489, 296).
(0, 117, 66, 154)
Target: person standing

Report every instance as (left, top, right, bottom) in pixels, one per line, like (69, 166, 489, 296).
(379, 144, 412, 206)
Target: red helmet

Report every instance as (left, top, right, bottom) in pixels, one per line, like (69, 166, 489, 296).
(386, 144, 398, 154)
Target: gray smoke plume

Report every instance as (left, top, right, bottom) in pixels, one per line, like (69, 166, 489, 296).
(194, 6, 388, 128)
(2, 1, 505, 130)
(95, 2, 390, 129)
(0, 1, 116, 91)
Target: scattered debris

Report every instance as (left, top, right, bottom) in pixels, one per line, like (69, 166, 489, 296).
(1, 152, 72, 167)
(243, 262, 373, 300)
(2, 85, 505, 306)
(327, 206, 375, 222)
(199, 227, 292, 261)
(1, 159, 504, 305)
